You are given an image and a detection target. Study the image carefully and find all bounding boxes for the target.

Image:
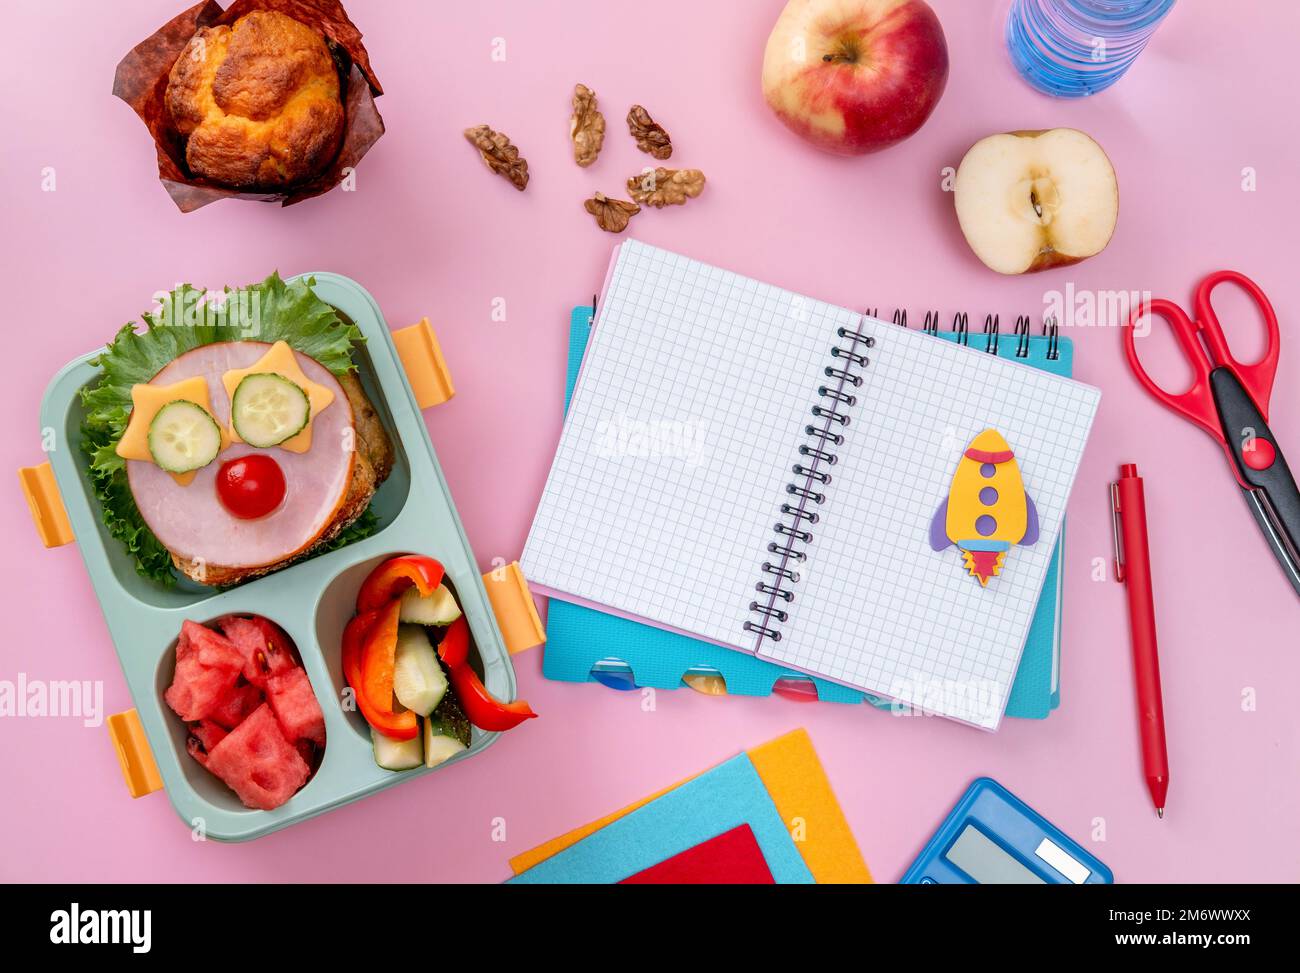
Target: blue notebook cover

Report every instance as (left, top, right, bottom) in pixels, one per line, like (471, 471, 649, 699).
(543, 306, 1067, 718)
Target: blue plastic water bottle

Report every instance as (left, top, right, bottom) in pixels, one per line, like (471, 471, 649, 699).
(1007, 0, 1176, 97)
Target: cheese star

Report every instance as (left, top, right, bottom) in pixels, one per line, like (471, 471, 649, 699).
(115, 375, 230, 486)
(221, 341, 335, 453)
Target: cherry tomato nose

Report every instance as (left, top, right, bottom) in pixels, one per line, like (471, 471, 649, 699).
(216, 455, 287, 519)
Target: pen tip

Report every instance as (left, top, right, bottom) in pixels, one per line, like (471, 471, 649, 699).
(1156, 808, 1164, 819)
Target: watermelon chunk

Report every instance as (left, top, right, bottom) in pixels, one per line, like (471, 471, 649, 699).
(174, 623, 194, 662)
(185, 720, 228, 766)
(252, 616, 299, 674)
(164, 622, 244, 722)
(203, 704, 310, 810)
(208, 682, 264, 730)
(265, 667, 326, 747)
(218, 615, 297, 687)
(295, 739, 318, 768)
(176, 619, 244, 670)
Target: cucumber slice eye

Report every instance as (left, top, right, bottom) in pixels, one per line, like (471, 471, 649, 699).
(147, 401, 223, 474)
(232, 373, 311, 448)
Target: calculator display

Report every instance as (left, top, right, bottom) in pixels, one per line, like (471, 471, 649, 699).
(945, 824, 1045, 884)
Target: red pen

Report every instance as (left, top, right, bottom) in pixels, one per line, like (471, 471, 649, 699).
(1110, 463, 1170, 818)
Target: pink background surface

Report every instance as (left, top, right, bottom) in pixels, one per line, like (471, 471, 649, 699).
(2, 0, 1297, 883)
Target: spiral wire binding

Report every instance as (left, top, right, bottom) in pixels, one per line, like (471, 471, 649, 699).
(874, 305, 1053, 357)
(1014, 314, 1032, 358)
(743, 301, 1058, 644)
(953, 311, 970, 345)
(744, 319, 874, 645)
(1043, 314, 1060, 360)
(983, 314, 1000, 355)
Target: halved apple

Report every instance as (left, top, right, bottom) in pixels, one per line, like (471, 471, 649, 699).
(954, 129, 1119, 275)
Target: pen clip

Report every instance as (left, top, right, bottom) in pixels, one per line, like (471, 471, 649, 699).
(1109, 481, 1126, 583)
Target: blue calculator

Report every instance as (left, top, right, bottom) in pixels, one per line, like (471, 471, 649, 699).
(901, 778, 1113, 884)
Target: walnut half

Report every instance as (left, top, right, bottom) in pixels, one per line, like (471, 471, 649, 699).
(626, 167, 705, 208)
(584, 192, 640, 233)
(464, 124, 529, 191)
(627, 105, 672, 160)
(570, 84, 605, 168)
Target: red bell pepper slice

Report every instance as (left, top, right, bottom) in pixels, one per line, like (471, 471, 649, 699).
(356, 555, 445, 613)
(341, 610, 378, 693)
(437, 618, 538, 732)
(342, 607, 417, 741)
(360, 599, 402, 712)
(438, 614, 470, 669)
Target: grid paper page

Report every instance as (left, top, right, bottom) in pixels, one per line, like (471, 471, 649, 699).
(760, 315, 1100, 729)
(520, 240, 864, 647)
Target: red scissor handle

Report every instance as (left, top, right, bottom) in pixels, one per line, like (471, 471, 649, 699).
(1124, 297, 1221, 441)
(1124, 270, 1281, 443)
(1192, 270, 1280, 422)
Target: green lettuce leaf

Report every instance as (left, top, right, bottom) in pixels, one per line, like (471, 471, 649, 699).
(324, 506, 380, 553)
(80, 273, 375, 587)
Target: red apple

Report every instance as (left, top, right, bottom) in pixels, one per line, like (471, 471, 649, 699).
(762, 0, 949, 156)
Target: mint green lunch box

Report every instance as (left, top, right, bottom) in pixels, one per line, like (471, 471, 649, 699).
(26, 272, 535, 841)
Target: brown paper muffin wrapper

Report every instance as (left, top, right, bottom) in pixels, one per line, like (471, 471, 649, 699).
(113, 0, 385, 213)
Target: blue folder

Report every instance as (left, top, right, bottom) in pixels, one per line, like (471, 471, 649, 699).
(542, 306, 1067, 718)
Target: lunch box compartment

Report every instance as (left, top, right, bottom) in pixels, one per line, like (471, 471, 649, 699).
(152, 614, 329, 816)
(39, 273, 521, 840)
(315, 553, 487, 743)
(49, 334, 414, 610)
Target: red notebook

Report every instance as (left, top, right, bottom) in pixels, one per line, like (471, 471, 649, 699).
(618, 824, 775, 884)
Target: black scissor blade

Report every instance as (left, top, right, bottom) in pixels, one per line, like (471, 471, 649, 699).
(1244, 488, 1300, 597)
(1210, 367, 1300, 598)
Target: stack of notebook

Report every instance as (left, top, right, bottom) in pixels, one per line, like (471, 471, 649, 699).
(522, 241, 1099, 730)
(507, 729, 870, 883)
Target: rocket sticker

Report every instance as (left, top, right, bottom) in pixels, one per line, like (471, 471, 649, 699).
(929, 429, 1039, 586)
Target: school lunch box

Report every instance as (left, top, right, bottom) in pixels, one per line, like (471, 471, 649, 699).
(20, 272, 545, 841)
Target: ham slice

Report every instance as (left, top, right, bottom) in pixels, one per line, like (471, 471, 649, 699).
(126, 342, 361, 578)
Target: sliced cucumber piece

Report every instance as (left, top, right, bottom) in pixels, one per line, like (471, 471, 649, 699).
(372, 725, 423, 771)
(431, 693, 472, 748)
(231, 373, 310, 448)
(424, 715, 468, 768)
(147, 400, 222, 473)
(398, 583, 463, 626)
(392, 624, 448, 717)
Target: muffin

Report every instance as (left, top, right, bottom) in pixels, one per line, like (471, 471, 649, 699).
(165, 10, 345, 189)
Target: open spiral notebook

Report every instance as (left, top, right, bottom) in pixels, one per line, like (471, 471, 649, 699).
(521, 241, 1101, 729)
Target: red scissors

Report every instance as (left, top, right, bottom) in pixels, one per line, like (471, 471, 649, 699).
(1124, 270, 1300, 597)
